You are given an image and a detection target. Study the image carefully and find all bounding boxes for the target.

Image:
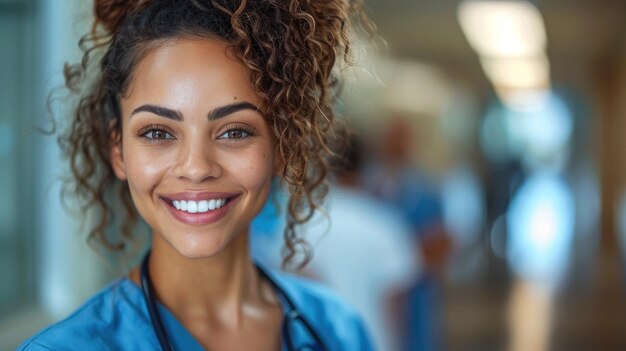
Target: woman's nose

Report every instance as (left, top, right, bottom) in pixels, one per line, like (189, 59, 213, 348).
(172, 139, 222, 183)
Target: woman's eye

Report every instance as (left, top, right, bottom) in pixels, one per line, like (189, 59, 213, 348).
(142, 129, 174, 141)
(218, 129, 252, 140)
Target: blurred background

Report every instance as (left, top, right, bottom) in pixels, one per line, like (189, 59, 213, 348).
(1, 0, 625, 350)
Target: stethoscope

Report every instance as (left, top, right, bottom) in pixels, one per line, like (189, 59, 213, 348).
(140, 251, 328, 351)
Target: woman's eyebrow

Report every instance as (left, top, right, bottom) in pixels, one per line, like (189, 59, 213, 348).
(131, 105, 183, 121)
(208, 102, 260, 121)
(129, 102, 260, 121)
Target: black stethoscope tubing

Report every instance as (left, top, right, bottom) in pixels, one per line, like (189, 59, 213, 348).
(140, 251, 327, 351)
(140, 252, 175, 351)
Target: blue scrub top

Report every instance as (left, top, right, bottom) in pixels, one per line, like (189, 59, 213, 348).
(18, 264, 373, 350)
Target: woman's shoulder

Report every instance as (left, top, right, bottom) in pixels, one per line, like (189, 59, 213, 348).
(17, 278, 157, 351)
(261, 265, 374, 351)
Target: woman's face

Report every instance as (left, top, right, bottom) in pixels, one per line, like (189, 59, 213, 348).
(111, 38, 279, 258)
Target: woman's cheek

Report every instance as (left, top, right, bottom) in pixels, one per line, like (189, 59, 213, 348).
(225, 147, 274, 188)
(125, 144, 172, 190)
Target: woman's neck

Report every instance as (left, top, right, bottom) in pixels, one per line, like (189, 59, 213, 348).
(129, 230, 278, 328)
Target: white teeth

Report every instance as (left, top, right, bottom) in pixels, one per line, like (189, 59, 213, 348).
(187, 201, 198, 213)
(172, 198, 228, 213)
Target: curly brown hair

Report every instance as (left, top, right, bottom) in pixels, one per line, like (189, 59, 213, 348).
(60, 0, 372, 269)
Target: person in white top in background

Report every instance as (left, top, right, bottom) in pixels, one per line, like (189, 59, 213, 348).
(302, 136, 421, 351)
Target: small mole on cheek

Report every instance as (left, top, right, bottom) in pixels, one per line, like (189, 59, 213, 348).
(233, 96, 237, 100)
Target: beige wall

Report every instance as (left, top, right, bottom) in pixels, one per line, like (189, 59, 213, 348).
(597, 35, 626, 253)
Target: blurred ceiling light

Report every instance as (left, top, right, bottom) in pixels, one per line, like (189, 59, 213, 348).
(481, 54, 550, 90)
(458, 0, 547, 58)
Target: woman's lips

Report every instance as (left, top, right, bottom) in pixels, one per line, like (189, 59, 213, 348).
(161, 193, 241, 225)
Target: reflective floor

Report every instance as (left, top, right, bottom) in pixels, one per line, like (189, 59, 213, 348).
(444, 251, 626, 351)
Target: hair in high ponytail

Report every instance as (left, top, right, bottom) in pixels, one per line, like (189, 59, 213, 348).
(61, 0, 373, 269)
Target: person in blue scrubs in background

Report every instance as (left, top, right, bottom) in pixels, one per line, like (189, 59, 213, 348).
(19, 0, 373, 350)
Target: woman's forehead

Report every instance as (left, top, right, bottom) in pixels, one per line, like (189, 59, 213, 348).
(123, 38, 259, 114)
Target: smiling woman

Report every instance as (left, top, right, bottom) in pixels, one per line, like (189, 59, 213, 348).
(112, 39, 279, 260)
(18, 0, 373, 350)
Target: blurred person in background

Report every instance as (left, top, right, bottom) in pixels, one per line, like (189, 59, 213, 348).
(364, 116, 452, 351)
(303, 134, 421, 351)
(18, 0, 375, 350)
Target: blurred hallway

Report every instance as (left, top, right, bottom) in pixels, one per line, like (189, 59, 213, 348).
(360, 0, 626, 350)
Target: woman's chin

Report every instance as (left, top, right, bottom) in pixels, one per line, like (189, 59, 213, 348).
(152, 221, 248, 260)
(175, 246, 224, 260)
(164, 233, 230, 259)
